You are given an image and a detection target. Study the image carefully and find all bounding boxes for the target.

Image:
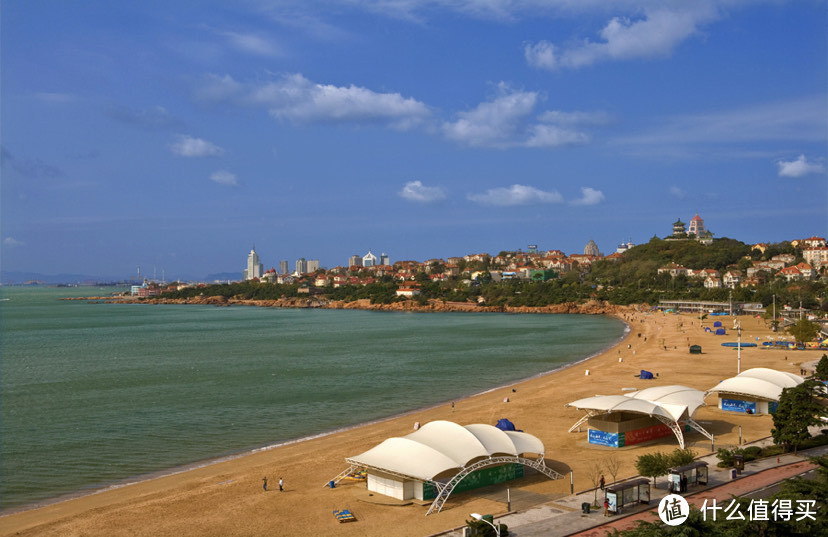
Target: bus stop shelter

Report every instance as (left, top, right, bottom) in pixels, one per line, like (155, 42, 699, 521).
(668, 461, 708, 493)
(605, 478, 651, 514)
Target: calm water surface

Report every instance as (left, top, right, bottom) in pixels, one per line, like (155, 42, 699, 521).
(0, 286, 626, 509)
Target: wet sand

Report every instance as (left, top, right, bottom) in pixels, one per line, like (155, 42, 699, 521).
(0, 310, 803, 536)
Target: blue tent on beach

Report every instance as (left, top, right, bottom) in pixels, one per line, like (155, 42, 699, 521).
(640, 370, 654, 380)
(713, 321, 723, 327)
(495, 418, 516, 431)
(715, 328, 726, 335)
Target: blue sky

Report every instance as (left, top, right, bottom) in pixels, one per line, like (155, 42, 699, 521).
(2, 0, 826, 280)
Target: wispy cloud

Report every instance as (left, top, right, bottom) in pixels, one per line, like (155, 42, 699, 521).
(202, 73, 430, 129)
(220, 30, 282, 57)
(525, 5, 719, 70)
(614, 96, 828, 155)
(0, 146, 63, 179)
(570, 187, 605, 206)
(106, 105, 181, 130)
(210, 170, 239, 186)
(399, 180, 446, 203)
(669, 186, 686, 198)
(468, 184, 563, 206)
(3, 237, 25, 247)
(777, 154, 825, 178)
(169, 135, 225, 157)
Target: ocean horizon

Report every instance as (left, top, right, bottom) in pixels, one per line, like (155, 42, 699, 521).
(0, 286, 626, 511)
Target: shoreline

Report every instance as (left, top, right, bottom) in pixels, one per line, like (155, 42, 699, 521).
(1, 311, 632, 517)
(0, 308, 796, 537)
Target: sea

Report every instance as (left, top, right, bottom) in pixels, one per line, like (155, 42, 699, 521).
(0, 286, 626, 511)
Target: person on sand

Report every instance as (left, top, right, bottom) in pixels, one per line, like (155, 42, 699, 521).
(604, 498, 610, 517)
(600, 475, 605, 490)
(279, 477, 284, 492)
(262, 477, 267, 491)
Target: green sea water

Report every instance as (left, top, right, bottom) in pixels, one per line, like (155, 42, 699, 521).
(0, 286, 626, 510)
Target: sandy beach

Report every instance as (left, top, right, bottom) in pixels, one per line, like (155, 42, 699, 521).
(0, 309, 807, 537)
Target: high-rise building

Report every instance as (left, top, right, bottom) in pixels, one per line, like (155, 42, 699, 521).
(307, 259, 320, 273)
(295, 258, 308, 275)
(279, 260, 288, 274)
(363, 250, 377, 267)
(380, 252, 390, 266)
(243, 248, 264, 280)
(349, 255, 362, 268)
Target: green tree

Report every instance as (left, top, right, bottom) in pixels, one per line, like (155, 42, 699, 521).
(771, 379, 826, 453)
(814, 354, 828, 382)
(667, 448, 696, 468)
(635, 452, 670, 487)
(788, 318, 821, 343)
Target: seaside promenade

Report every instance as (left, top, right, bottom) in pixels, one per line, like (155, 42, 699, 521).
(436, 439, 827, 537)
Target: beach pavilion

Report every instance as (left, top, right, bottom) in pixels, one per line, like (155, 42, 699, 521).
(706, 367, 804, 414)
(329, 420, 563, 516)
(566, 386, 712, 449)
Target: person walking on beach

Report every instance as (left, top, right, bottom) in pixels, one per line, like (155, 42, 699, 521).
(600, 475, 605, 490)
(279, 477, 284, 492)
(262, 477, 268, 491)
(603, 498, 609, 517)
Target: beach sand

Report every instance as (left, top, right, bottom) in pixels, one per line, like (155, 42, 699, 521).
(0, 310, 806, 536)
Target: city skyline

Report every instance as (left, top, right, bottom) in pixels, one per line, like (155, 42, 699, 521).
(2, 1, 826, 280)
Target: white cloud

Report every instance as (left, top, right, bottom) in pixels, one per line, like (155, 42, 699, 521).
(777, 155, 825, 178)
(210, 170, 239, 186)
(169, 135, 225, 157)
(443, 86, 538, 147)
(526, 5, 717, 70)
(442, 84, 595, 148)
(468, 184, 563, 206)
(669, 186, 686, 198)
(3, 237, 24, 247)
(526, 124, 589, 147)
(569, 187, 605, 206)
(398, 180, 446, 202)
(247, 73, 430, 128)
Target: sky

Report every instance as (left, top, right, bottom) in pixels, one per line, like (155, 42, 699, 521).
(2, 0, 826, 281)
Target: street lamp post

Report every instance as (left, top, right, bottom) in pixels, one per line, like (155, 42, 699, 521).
(470, 513, 500, 537)
(736, 320, 742, 374)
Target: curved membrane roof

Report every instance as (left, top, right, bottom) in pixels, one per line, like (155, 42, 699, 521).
(707, 368, 804, 402)
(346, 420, 545, 482)
(625, 385, 707, 416)
(566, 394, 689, 422)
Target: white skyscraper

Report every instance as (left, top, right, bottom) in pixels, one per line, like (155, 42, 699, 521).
(243, 248, 264, 280)
(380, 252, 390, 266)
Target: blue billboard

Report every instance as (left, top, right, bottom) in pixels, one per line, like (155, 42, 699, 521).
(589, 429, 620, 447)
(721, 398, 756, 413)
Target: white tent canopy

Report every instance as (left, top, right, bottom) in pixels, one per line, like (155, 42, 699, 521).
(706, 368, 804, 402)
(566, 386, 712, 448)
(336, 420, 561, 516)
(345, 420, 545, 482)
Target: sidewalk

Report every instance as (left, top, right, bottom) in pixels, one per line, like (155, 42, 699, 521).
(436, 441, 827, 537)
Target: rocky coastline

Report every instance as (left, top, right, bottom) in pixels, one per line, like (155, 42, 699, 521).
(67, 294, 641, 316)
